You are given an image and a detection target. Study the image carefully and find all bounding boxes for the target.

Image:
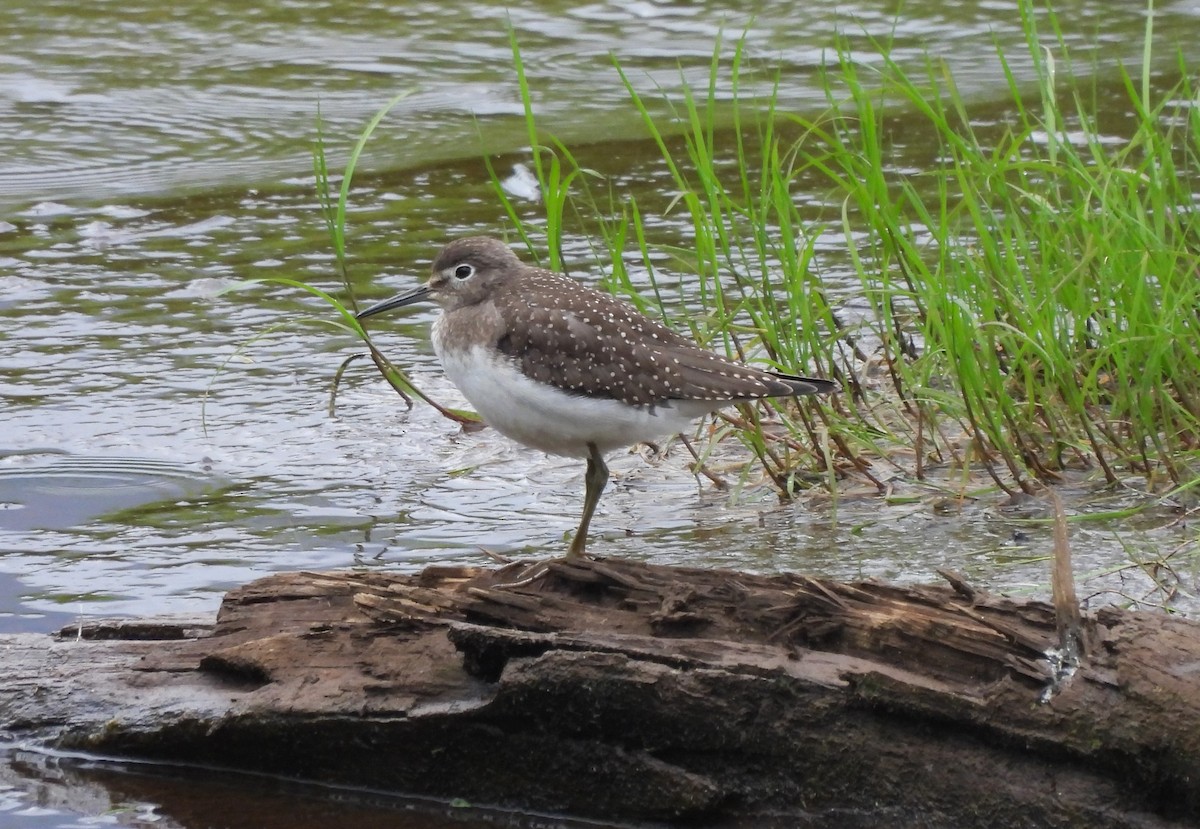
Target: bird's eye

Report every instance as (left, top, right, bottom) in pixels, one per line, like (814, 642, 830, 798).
(453, 264, 474, 280)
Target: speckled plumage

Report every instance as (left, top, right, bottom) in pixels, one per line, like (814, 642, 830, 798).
(357, 236, 838, 558)
(427, 237, 835, 411)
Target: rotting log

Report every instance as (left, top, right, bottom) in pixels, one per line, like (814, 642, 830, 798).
(0, 558, 1197, 827)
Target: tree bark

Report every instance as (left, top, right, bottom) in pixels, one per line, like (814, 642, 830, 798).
(1, 558, 1196, 827)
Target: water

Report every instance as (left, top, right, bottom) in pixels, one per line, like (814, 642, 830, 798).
(0, 746, 619, 829)
(1, 0, 1198, 826)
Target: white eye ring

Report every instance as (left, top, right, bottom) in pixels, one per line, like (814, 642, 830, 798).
(453, 264, 474, 280)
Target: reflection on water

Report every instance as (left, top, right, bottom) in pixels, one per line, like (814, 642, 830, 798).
(0, 573, 75, 635)
(0, 0, 1193, 208)
(0, 0, 1198, 826)
(0, 452, 226, 533)
(0, 747, 621, 829)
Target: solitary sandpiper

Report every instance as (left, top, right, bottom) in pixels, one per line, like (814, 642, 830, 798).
(357, 236, 838, 559)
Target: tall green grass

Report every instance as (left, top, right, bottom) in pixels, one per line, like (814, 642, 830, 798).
(490, 0, 1200, 499)
(810, 0, 1200, 494)
(490, 34, 857, 496)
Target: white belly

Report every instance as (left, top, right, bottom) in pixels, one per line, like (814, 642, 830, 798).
(436, 344, 704, 458)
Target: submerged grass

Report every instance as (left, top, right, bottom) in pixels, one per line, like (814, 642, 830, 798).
(490, 0, 1200, 505)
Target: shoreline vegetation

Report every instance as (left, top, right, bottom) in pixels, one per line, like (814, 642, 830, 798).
(233, 0, 1198, 602)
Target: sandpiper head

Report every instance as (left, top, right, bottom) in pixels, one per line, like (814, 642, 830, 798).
(356, 237, 521, 320)
(426, 237, 522, 311)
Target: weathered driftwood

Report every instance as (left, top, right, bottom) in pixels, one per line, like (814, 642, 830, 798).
(1, 558, 1197, 827)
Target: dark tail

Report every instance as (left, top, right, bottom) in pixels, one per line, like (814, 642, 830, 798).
(772, 373, 840, 397)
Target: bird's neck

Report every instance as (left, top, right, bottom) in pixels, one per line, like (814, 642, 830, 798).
(432, 300, 507, 356)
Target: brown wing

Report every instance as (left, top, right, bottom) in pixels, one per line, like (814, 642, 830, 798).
(494, 270, 834, 405)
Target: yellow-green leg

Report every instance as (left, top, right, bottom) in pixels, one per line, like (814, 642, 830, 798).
(567, 442, 608, 559)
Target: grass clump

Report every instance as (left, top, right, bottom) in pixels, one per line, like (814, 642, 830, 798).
(809, 0, 1200, 495)
(490, 0, 1200, 501)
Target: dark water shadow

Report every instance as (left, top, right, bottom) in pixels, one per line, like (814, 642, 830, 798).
(0, 747, 635, 829)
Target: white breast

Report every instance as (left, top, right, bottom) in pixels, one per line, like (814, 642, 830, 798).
(434, 343, 705, 459)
